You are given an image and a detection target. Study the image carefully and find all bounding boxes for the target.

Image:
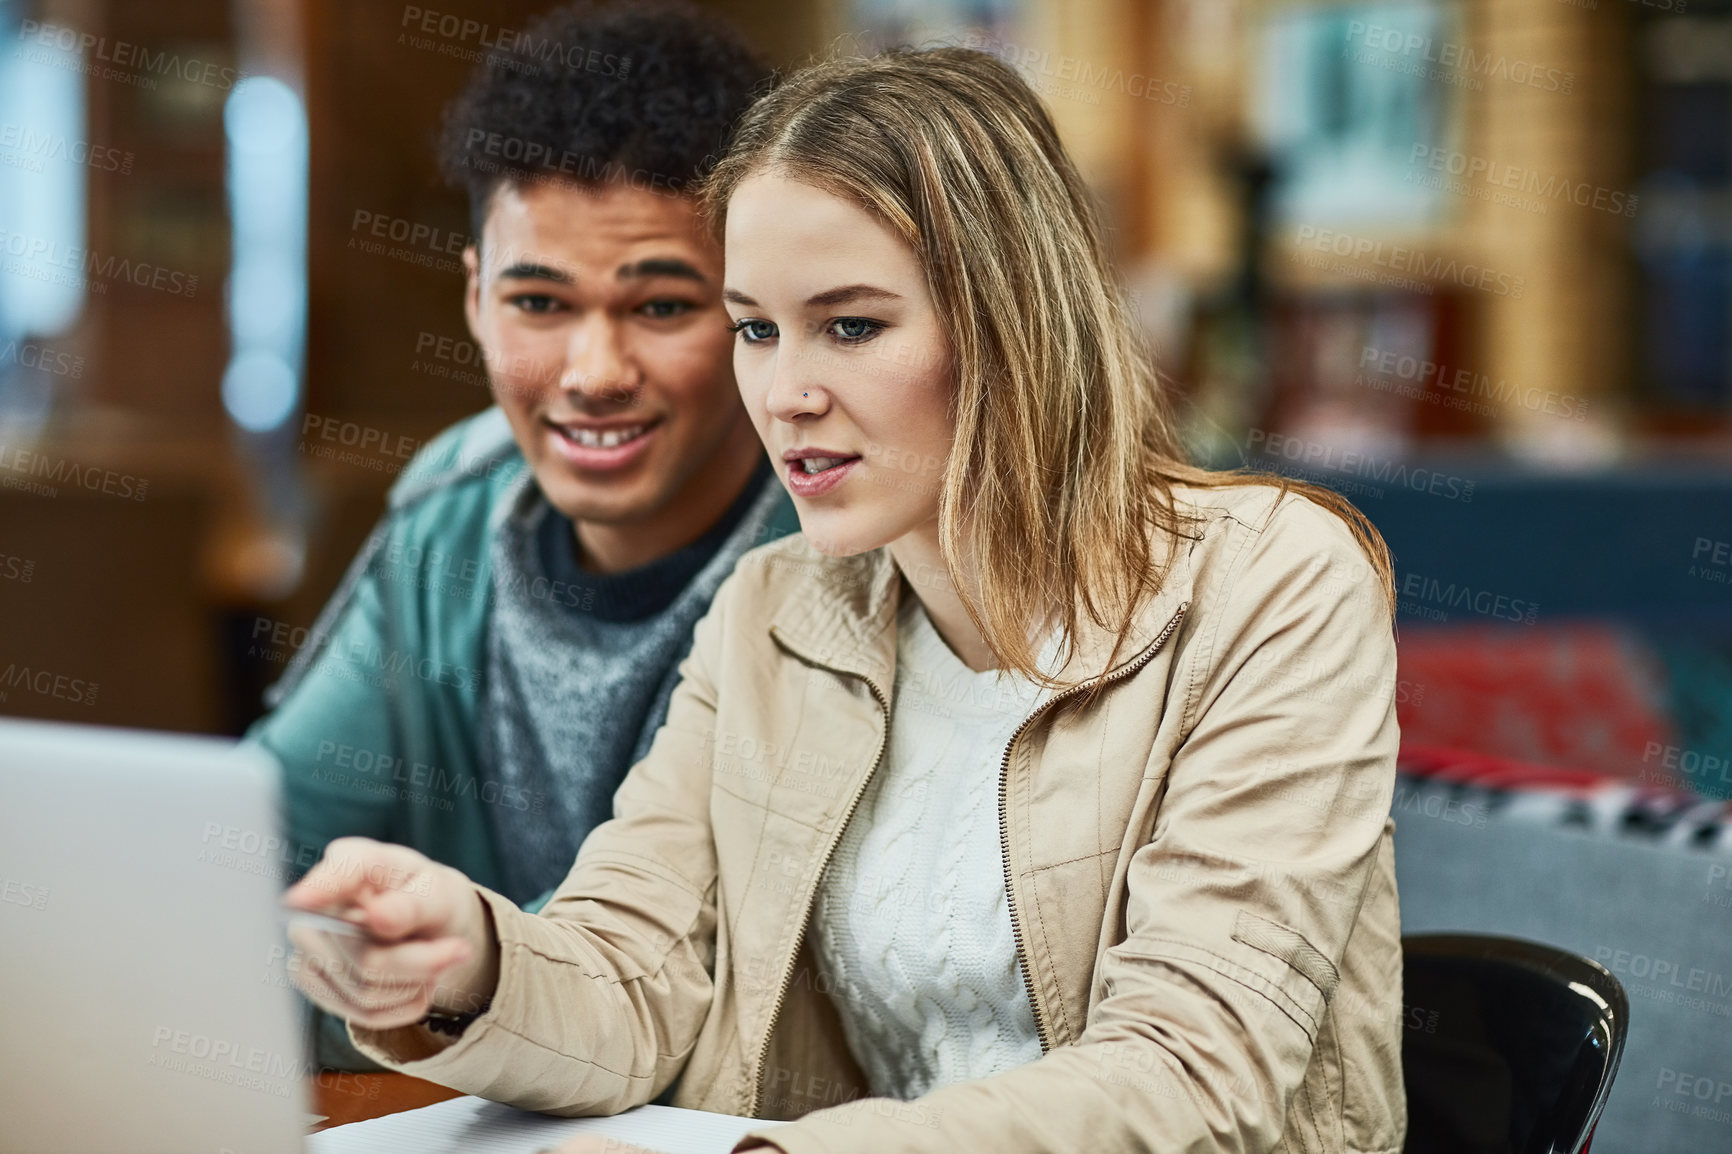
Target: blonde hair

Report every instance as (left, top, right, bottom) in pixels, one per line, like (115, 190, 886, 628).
(703, 47, 1393, 698)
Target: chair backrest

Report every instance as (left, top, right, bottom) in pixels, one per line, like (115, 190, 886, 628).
(1402, 933, 1629, 1154)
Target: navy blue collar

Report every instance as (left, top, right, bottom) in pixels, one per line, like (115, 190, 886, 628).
(536, 455, 775, 623)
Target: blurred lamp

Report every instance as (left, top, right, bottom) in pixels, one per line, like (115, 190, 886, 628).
(220, 75, 306, 434)
(221, 348, 297, 433)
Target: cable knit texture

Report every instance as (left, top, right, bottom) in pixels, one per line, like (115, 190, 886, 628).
(478, 458, 782, 904)
(809, 592, 1062, 1100)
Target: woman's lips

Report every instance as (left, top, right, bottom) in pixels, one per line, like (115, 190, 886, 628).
(545, 419, 659, 472)
(786, 455, 860, 498)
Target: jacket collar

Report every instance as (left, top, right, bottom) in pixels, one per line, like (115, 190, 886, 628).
(766, 543, 902, 690)
(765, 533, 1192, 697)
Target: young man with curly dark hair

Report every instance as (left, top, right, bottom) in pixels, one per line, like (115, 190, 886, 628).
(246, 0, 790, 1068)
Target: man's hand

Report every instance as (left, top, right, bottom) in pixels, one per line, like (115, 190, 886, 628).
(283, 837, 499, 1030)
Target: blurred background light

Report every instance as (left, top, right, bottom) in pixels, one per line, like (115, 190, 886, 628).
(221, 74, 306, 435)
(221, 348, 297, 432)
(0, 21, 87, 339)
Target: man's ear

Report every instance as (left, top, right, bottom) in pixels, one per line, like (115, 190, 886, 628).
(462, 244, 483, 345)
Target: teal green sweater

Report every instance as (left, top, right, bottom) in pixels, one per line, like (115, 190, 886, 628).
(247, 407, 799, 899)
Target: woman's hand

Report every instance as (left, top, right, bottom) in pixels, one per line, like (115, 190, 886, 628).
(283, 837, 499, 1031)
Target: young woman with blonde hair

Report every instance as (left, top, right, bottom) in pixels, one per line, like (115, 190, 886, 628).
(288, 47, 1406, 1154)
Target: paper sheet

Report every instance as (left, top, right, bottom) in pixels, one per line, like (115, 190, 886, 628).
(307, 1096, 781, 1154)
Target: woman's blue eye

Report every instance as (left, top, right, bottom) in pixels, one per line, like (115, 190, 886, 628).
(729, 319, 778, 344)
(828, 317, 883, 343)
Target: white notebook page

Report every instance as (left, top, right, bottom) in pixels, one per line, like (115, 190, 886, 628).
(307, 1097, 783, 1154)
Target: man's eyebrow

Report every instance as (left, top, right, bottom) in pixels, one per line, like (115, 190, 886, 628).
(806, 284, 901, 308)
(619, 257, 707, 283)
(498, 261, 572, 284)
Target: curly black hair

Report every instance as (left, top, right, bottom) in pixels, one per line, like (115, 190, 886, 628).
(437, 0, 772, 237)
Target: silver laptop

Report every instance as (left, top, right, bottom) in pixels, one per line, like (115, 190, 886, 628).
(0, 717, 309, 1154)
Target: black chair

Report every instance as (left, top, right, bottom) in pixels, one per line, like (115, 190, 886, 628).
(1401, 934, 1629, 1154)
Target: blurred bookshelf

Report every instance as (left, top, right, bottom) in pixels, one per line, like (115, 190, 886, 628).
(1631, 0, 1732, 429)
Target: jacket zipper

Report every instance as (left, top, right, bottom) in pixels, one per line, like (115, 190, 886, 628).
(998, 601, 1189, 1053)
(746, 600, 1186, 1109)
(747, 631, 892, 1117)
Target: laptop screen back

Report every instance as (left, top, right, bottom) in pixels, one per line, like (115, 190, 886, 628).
(0, 718, 307, 1154)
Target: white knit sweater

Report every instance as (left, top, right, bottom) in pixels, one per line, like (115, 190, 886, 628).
(808, 592, 1061, 1100)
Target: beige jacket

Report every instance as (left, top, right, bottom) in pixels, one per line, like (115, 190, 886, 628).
(354, 484, 1406, 1154)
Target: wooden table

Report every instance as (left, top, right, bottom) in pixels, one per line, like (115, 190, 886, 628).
(308, 1070, 464, 1132)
